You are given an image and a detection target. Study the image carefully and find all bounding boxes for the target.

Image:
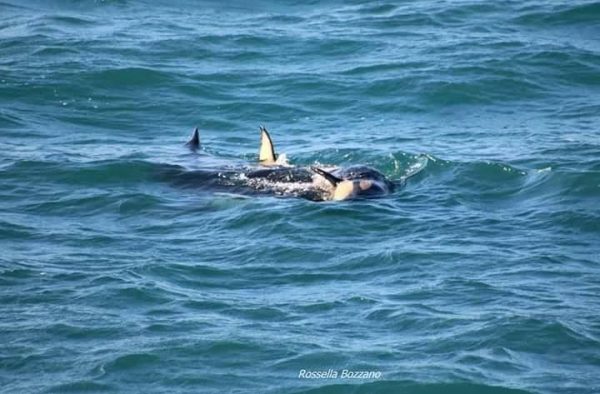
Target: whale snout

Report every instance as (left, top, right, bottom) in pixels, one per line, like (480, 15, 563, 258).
(327, 165, 394, 201)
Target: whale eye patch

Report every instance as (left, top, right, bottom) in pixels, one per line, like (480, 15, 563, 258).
(359, 180, 373, 190)
(357, 181, 385, 196)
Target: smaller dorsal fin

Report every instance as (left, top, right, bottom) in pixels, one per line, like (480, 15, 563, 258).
(259, 126, 277, 165)
(186, 127, 200, 150)
(311, 166, 342, 186)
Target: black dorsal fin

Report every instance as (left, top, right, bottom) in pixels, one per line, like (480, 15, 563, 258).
(186, 127, 200, 149)
(311, 166, 342, 186)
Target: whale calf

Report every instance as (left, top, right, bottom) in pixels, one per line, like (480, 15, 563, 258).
(171, 126, 406, 201)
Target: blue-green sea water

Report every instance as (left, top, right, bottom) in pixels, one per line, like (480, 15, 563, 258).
(1, 0, 600, 393)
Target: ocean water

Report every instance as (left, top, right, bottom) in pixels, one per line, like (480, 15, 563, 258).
(1, 0, 600, 393)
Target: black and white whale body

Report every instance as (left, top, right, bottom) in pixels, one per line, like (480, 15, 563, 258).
(311, 165, 395, 200)
(167, 127, 401, 201)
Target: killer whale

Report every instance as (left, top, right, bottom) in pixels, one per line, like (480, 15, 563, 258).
(174, 126, 403, 201)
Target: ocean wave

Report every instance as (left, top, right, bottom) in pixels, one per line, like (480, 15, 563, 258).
(2, 159, 157, 185)
(80, 67, 177, 88)
(2, 1, 599, 393)
(514, 2, 600, 26)
(291, 381, 534, 394)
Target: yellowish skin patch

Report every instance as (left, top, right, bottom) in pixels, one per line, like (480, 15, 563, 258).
(259, 129, 277, 166)
(331, 180, 358, 200)
(331, 180, 376, 201)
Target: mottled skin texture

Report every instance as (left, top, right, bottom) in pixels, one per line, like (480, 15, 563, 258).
(246, 167, 314, 184)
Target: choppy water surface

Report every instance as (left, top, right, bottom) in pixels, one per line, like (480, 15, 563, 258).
(1, 1, 599, 393)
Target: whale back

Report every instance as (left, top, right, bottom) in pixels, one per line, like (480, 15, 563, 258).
(333, 165, 388, 183)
